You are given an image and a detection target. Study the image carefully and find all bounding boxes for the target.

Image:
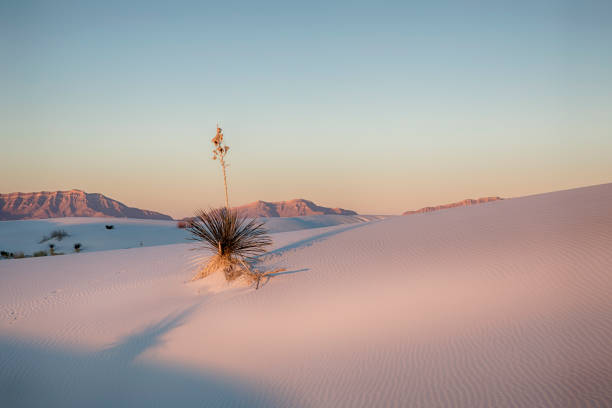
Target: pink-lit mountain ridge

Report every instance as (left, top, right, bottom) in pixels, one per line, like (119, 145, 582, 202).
(234, 199, 357, 218)
(0, 190, 173, 221)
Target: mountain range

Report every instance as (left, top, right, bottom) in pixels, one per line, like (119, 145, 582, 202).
(234, 199, 357, 217)
(0, 190, 173, 221)
(0, 191, 359, 221)
(1, 189, 504, 221)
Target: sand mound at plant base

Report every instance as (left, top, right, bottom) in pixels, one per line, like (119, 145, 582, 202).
(1, 183, 612, 407)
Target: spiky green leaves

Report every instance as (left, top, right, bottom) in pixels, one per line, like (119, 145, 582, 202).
(187, 207, 272, 260)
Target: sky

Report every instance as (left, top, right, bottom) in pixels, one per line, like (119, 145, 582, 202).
(1, 0, 611, 218)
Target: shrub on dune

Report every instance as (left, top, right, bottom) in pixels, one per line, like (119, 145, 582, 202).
(188, 125, 276, 284)
(47, 244, 64, 256)
(187, 207, 272, 280)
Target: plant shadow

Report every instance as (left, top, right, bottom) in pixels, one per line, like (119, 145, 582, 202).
(0, 302, 283, 407)
(251, 222, 375, 288)
(268, 268, 309, 277)
(99, 302, 202, 363)
(261, 222, 371, 259)
(257, 268, 310, 289)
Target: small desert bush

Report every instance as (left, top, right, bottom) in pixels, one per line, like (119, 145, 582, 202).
(0, 250, 9, 259)
(187, 207, 272, 281)
(33, 250, 47, 257)
(13, 252, 25, 259)
(105, 225, 114, 230)
(74, 243, 82, 253)
(48, 244, 63, 256)
(39, 229, 69, 243)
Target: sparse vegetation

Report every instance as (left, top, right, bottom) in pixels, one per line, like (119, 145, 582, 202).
(0, 244, 73, 260)
(105, 225, 114, 230)
(1, 249, 67, 259)
(188, 126, 275, 283)
(74, 243, 82, 253)
(39, 229, 69, 243)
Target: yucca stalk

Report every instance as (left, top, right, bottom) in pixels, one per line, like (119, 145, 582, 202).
(212, 125, 230, 209)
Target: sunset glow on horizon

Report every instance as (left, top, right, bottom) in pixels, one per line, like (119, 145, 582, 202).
(2, 1, 611, 218)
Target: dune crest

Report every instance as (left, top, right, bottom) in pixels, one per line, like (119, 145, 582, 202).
(403, 196, 502, 215)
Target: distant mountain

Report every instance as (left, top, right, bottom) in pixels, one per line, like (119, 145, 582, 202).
(403, 197, 502, 215)
(0, 190, 173, 221)
(235, 199, 358, 217)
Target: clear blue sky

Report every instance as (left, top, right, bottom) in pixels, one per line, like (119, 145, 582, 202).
(1, 0, 611, 218)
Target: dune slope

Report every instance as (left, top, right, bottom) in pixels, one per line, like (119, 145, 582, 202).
(1, 183, 611, 407)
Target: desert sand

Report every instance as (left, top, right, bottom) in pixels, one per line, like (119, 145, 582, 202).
(0, 214, 381, 255)
(1, 183, 611, 407)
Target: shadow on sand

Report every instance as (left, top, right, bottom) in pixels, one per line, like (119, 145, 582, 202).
(99, 302, 202, 363)
(0, 303, 282, 408)
(261, 221, 373, 259)
(256, 268, 310, 289)
(251, 222, 377, 288)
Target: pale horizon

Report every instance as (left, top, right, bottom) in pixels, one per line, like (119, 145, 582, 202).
(2, 1, 611, 219)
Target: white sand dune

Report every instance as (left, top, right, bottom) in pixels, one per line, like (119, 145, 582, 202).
(0, 214, 382, 255)
(1, 183, 611, 407)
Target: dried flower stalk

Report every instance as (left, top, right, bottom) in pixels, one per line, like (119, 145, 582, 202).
(212, 125, 230, 209)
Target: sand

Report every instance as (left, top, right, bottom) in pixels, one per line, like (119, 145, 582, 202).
(1, 183, 611, 407)
(0, 214, 382, 255)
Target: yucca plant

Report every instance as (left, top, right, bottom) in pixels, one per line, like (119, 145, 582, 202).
(188, 207, 272, 280)
(189, 125, 273, 282)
